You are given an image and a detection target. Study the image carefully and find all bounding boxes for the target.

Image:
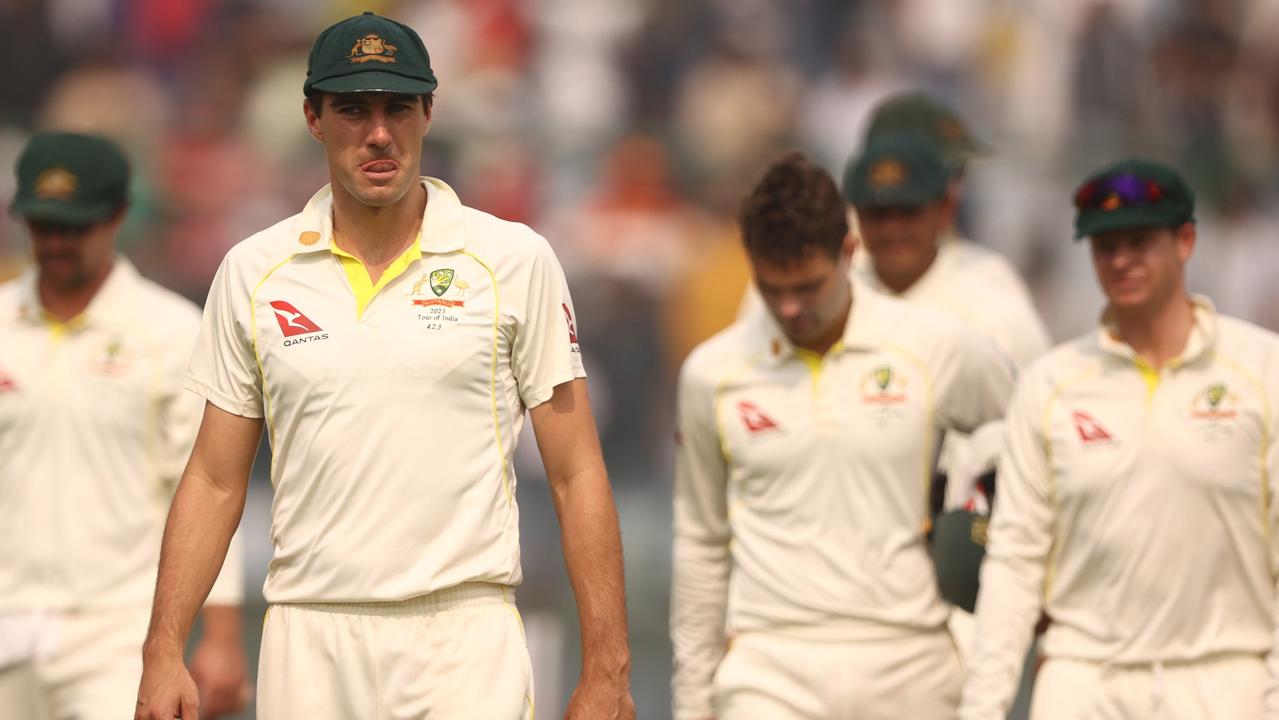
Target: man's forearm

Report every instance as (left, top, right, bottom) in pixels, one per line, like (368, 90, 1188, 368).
(550, 468, 631, 680)
(144, 472, 246, 660)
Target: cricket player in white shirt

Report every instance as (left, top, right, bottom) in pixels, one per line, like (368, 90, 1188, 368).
(0, 132, 247, 719)
(134, 12, 632, 720)
(960, 158, 1279, 719)
(672, 151, 1015, 720)
(854, 93, 1050, 373)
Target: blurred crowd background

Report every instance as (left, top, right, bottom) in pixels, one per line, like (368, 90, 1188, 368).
(5, 0, 1279, 717)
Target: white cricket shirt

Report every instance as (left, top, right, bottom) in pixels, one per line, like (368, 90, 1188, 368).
(186, 178, 585, 604)
(853, 238, 1050, 370)
(671, 282, 1014, 719)
(960, 298, 1279, 719)
(0, 258, 243, 610)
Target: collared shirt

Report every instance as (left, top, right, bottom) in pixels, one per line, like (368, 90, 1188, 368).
(0, 258, 242, 610)
(856, 238, 1051, 508)
(186, 178, 585, 604)
(671, 282, 1014, 720)
(854, 238, 1050, 372)
(960, 298, 1279, 719)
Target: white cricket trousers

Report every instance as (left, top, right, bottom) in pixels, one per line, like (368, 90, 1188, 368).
(711, 627, 961, 719)
(257, 582, 533, 720)
(1030, 653, 1264, 719)
(0, 605, 149, 720)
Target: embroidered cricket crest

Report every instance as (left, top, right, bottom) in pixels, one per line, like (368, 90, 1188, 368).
(348, 34, 398, 64)
(35, 167, 77, 200)
(869, 157, 907, 189)
(1191, 382, 1238, 421)
(429, 268, 455, 297)
(861, 365, 907, 406)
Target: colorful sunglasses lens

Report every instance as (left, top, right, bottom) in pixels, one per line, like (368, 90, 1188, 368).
(1074, 174, 1163, 211)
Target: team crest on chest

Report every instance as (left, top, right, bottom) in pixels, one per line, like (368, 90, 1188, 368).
(1188, 381, 1241, 443)
(88, 337, 133, 376)
(410, 268, 470, 331)
(429, 268, 454, 296)
(410, 269, 466, 308)
(1190, 382, 1238, 421)
(860, 365, 907, 406)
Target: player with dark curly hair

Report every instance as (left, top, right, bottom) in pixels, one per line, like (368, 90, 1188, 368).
(670, 151, 1015, 719)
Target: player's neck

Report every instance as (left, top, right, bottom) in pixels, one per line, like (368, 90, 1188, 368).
(796, 290, 852, 356)
(331, 182, 427, 269)
(38, 257, 114, 323)
(1111, 293, 1195, 370)
(873, 250, 936, 296)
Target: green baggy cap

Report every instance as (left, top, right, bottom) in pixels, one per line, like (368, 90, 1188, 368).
(10, 131, 129, 226)
(1072, 158, 1196, 239)
(865, 92, 985, 173)
(843, 133, 949, 208)
(305, 11, 438, 96)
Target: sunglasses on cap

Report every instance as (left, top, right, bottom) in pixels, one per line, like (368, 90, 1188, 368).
(1073, 173, 1164, 211)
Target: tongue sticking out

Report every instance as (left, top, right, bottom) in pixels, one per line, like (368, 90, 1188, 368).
(363, 160, 397, 173)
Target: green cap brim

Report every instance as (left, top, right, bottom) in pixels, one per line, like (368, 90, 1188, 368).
(307, 70, 438, 95)
(849, 186, 941, 208)
(1075, 206, 1191, 239)
(10, 197, 118, 226)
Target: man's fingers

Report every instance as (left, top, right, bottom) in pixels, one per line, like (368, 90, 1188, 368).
(179, 691, 200, 720)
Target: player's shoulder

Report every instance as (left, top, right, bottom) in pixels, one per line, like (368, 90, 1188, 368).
(458, 203, 555, 266)
(1212, 311, 1279, 364)
(866, 285, 973, 354)
(219, 183, 341, 278)
(1015, 331, 1106, 395)
(680, 318, 768, 391)
(944, 241, 1033, 295)
(0, 274, 23, 306)
(221, 211, 312, 273)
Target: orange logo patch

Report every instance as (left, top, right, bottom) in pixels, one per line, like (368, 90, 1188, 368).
(35, 167, 77, 200)
(869, 157, 907, 189)
(348, 34, 398, 64)
(298, 231, 320, 246)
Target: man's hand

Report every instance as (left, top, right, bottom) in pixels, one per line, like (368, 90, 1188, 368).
(135, 650, 200, 720)
(188, 605, 248, 718)
(566, 674, 635, 720)
(190, 634, 249, 718)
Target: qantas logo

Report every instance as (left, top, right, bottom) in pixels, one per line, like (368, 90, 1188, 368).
(269, 301, 329, 346)
(0, 369, 17, 394)
(1072, 411, 1113, 444)
(737, 401, 780, 434)
(563, 303, 579, 345)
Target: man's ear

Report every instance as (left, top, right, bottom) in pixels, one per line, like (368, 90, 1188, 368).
(304, 98, 324, 142)
(1176, 221, 1196, 263)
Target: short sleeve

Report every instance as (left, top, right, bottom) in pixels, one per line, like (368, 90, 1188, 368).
(510, 238, 586, 408)
(185, 254, 265, 418)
